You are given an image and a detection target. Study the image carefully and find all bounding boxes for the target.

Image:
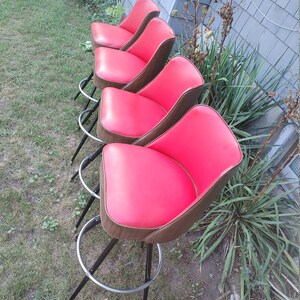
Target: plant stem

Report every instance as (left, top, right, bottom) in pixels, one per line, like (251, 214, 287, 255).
(251, 146, 299, 206)
(207, 1, 233, 105)
(245, 115, 286, 174)
(245, 95, 299, 174)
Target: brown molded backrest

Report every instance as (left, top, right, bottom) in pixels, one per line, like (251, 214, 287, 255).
(119, 0, 160, 50)
(123, 18, 175, 93)
(143, 105, 243, 243)
(134, 56, 205, 145)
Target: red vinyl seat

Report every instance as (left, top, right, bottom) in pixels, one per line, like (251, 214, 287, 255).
(100, 88, 167, 137)
(102, 143, 197, 228)
(98, 56, 205, 144)
(100, 105, 243, 243)
(94, 48, 146, 84)
(73, 0, 159, 102)
(91, 0, 160, 50)
(93, 17, 175, 93)
(91, 23, 133, 50)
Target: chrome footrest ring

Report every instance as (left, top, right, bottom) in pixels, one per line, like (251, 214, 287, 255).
(78, 109, 105, 143)
(77, 216, 164, 294)
(78, 156, 101, 200)
(78, 78, 98, 103)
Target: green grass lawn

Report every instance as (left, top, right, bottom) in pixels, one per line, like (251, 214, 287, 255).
(0, 1, 218, 299)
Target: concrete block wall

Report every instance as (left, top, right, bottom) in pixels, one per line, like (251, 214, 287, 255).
(204, 0, 299, 99)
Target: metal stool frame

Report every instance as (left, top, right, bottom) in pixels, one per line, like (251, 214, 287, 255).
(69, 215, 163, 299)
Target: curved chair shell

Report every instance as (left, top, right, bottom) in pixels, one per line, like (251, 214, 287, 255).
(93, 17, 175, 94)
(96, 56, 205, 145)
(143, 166, 239, 243)
(91, 0, 160, 50)
(99, 105, 243, 243)
(134, 85, 204, 146)
(122, 38, 175, 93)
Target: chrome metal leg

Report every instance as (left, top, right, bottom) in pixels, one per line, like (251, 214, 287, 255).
(71, 115, 98, 164)
(81, 86, 97, 112)
(143, 244, 153, 300)
(80, 99, 100, 127)
(69, 238, 118, 300)
(72, 216, 164, 298)
(70, 145, 104, 182)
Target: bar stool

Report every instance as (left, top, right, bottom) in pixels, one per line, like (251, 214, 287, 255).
(74, 0, 160, 101)
(69, 105, 243, 299)
(91, 0, 159, 50)
(71, 56, 205, 227)
(71, 17, 175, 162)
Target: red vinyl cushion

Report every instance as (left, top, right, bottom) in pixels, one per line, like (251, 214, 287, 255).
(127, 18, 175, 63)
(147, 106, 243, 197)
(102, 144, 197, 228)
(100, 87, 166, 137)
(119, 0, 160, 34)
(91, 23, 133, 49)
(139, 56, 204, 111)
(94, 47, 146, 84)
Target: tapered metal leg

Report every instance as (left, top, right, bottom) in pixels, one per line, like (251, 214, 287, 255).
(81, 99, 100, 127)
(73, 71, 93, 101)
(69, 238, 118, 300)
(71, 115, 99, 164)
(143, 244, 153, 300)
(75, 183, 100, 229)
(70, 145, 104, 182)
(81, 86, 97, 112)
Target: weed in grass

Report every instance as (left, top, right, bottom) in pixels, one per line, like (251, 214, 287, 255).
(72, 192, 88, 217)
(72, 207, 81, 218)
(191, 282, 205, 299)
(42, 217, 59, 231)
(49, 187, 64, 202)
(80, 40, 93, 52)
(77, 191, 88, 209)
(170, 243, 183, 259)
(29, 174, 39, 183)
(78, 0, 122, 23)
(105, 1, 123, 25)
(44, 173, 54, 183)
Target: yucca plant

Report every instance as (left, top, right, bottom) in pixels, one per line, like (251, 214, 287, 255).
(179, 2, 299, 299)
(192, 150, 299, 299)
(180, 36, 286, 138)
(177, 1, 288, 139)
(202, 40, 287, 137)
